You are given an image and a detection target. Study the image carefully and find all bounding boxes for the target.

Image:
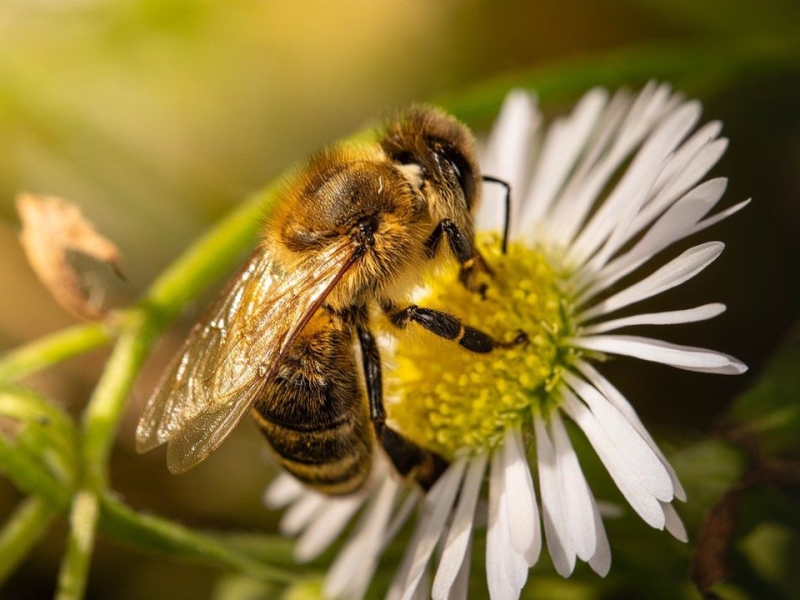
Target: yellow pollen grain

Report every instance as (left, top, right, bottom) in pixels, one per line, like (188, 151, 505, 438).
(386, 235, 578, 460)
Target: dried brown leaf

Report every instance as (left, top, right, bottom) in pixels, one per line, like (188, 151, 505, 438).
(691, 484, 744, 593)
(17, 193, 124, 321)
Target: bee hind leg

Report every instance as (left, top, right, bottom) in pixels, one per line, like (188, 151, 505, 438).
(377, 425, 448, 491)
(356, 324, 448, 491)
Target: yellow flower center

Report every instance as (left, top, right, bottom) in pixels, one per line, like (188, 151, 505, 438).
(386, 234, 580, 460)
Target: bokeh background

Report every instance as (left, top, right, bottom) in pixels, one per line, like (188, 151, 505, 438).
(1, 1, 799, 598)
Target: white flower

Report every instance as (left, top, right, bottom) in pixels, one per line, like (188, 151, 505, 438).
(266, 82, 749, 600)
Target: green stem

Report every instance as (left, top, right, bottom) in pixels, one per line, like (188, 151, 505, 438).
(0, 322, 113, 382)
(0, 440, 300, 585)
(48, 184, 292, 598)
(0, 496, 59, 584)
(100, 495, 301, 583)
(55, 491, 98, 600)
(80, 319, 154, 488)
(56, 315, 156, 600)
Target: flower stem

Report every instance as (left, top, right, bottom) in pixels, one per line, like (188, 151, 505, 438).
(52, 181, 294, 598)
(100, 494, 302, 583)
(0, 496, 59, 584)
(0, 322, 113, 382)
(55, 317, 152, 600)
(55, 491, 98, 600)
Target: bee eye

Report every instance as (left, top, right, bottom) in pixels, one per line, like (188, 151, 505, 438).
(437, 145, 476, 208)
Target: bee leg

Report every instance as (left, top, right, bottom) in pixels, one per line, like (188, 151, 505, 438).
(357, 324, 448, 491)
(458, 250, 493, 297)
(425, 219, 492, 295)
(386, 303, 527, 353)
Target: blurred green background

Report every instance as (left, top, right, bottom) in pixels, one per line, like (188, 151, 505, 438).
(1, 0, 799, 598)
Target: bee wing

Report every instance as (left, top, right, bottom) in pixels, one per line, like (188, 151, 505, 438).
(136, 236, 360, 473)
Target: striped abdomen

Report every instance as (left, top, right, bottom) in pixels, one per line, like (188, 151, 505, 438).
(251, 311, 372, 495)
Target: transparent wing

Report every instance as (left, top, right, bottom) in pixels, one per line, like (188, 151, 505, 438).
(136, 237, 359, 473)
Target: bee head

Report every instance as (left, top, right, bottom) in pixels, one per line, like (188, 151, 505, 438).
(380, 107, 481, 226)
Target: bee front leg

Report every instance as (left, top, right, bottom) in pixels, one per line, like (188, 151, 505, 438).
(425, 219, 492, 294)
(356, 324, 448, 491)
(385, 303, 527, 353)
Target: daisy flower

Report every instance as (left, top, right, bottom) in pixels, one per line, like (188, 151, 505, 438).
(265, 82, 749, 600)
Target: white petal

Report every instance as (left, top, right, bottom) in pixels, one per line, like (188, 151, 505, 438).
(650, 120, 723, 193)
(564, 372, 674, 502)
(263, 473, 304, 509)
(522, 87, 609, 231)
(587, 495, 612, 576)
(383, 488, 421, 549)
(400, 458, 468, 600)
(579, 368, 683, 501)
(631, 134, 728, 237)
(689, 198, 751, 235)
(579, 242, 724, 319)
(502, 428, 541, 561)
(571, 334, 748, 374)
(589, 179, 729, 294)
(280, 492, 326, 536)
(534, 415, 576, 577)
(432, 453, 486, 600)
(413, 567, 431, 600)
(548, 83, 678, 254)
(550, 412, 598, 561)
(541, 88, 632, 243)
(562, 389, 665, 529)
(324, 476, 400, 599)
(446, 539, 472, 600)
(295, 493, 364, 561)
(568, 99, 701, 266)
(575, 360, 686, 501)
(662, 502, 688, 542)
(621, 82, 679, 146)
(581, 303, 726, 334)
(480, 89, 540, 236)
(486, 451, 527, 599)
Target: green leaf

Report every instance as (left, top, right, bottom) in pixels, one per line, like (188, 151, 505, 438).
(627, 0, 800, 39)
(726, 335, 800, 458)
(0, 435, 71, 509)
(671, 440, 748, 525)
(211, 574, 282, 600)
(438, 40, 800, 127)
(0, 386, 78, 504)
(0, 385, 79, 486)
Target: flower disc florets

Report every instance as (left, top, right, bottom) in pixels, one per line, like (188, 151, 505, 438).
(388, 234, 580, 459)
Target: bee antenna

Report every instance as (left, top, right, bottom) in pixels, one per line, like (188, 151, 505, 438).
(481, 175, 511, 255)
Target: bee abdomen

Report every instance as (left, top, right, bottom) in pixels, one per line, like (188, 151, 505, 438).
(253, 399, 367, 465)
(253, 404, 372, 496)
(252, 320, 373, 495)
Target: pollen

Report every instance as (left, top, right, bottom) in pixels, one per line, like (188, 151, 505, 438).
(386, 235, 580, 460)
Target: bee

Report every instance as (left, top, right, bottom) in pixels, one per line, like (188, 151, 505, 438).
(136, 107, 520, 494)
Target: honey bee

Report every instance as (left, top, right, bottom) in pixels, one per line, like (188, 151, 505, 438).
(136, 107, 520, 494)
